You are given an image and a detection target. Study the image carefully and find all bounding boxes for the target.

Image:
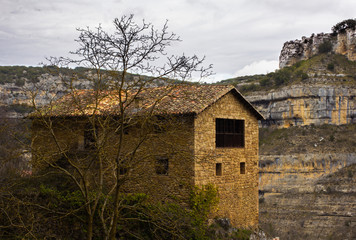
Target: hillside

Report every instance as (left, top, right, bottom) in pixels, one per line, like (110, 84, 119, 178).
(214, 53, 356, 128)
(0, 66, 175, 118)
(216, 53, 356, 95)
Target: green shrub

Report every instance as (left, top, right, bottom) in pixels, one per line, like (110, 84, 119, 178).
(273, 69, 291, 86)
(15, 78, 25, 86)
(318, 41, 333, 54)
(239, 83, 258, 93)
(259, 78, 272, 87)
(296, 70, 308, 80)
(327, 63, 335, 71)
(332, 19, 356, 35)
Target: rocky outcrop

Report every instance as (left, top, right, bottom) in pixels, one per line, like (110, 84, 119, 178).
(246, 84, 356, 127)
(279, 28, 356, 68)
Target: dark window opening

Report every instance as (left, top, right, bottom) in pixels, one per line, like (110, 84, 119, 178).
(216, 118, 244, 148)
(153, 116, 167, 133)
(240, 162, 246, 174)
(156, 158, 169, 175)
(84, 124, 98, 150)
(119, 158, 128, 175)
(216, 163, 222, 176)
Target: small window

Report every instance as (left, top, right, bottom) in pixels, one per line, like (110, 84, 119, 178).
(84, 124, 97, 149)
(156, 158, 169, 175)
(240, 162, 246, 174)
(119, 159, 128, 175)
(134, 97, 142, 109)
(216, 163, 222, 176)
(216, 119, 244, 148)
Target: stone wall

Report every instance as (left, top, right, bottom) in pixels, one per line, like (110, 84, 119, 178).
(194, 92, 259, 227)
(279, 28, 356, 68)
(31, 116, 196, 203)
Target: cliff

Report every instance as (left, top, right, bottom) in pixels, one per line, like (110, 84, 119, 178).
(246, 84, 356, 127)
(258, 124, 356, 239)
(280, 28, 356, 68)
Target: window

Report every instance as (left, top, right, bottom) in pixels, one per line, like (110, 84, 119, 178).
(84, 124, 98, 149)
(216, 163, 222, 176)
(240, 162, 246, 174)
(216, 119, 244, 148)
(119, 158, 128, 175)
(156, 158, 169, 175)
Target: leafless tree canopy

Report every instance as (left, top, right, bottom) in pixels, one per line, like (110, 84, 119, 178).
(0, 15, 215, 240)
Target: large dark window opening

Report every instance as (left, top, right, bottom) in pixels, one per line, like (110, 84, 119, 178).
(216, 118, 244, 148)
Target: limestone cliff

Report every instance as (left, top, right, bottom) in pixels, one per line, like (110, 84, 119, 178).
(246, 84, 356, 127)
(258, 124, 356, 239)
(280, 28, 356, 68)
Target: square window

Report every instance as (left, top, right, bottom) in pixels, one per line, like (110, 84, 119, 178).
(240, 162, 246, 174)
(216, 163, 222, 176)
(216, 119, 244, 148)
(156, 158, 169, 175)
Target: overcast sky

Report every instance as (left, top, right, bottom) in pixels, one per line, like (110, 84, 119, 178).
(1, 0, 355, 82)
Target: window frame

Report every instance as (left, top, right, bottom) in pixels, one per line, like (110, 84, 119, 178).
(215, 118, 245, 148)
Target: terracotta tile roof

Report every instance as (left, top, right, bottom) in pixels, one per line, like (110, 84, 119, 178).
(34, 85, 264, 120)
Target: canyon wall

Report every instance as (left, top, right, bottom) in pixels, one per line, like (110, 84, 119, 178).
(280, 28, 356, 68)
(259, 153, 356, 239)
(246, 84, 356, 127)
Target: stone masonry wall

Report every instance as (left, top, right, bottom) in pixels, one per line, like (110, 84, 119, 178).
(194, 92, 259, 228)
(31, 116, 196, 203)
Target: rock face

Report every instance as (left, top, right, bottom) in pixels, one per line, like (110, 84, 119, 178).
(246, 84, 356, 127)
(259, 155, 356, 240)
(279, 28, 356, 68)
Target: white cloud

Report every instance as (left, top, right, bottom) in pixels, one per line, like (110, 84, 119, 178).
(0, 0, 356, 76)
(234, 60, 279, 77)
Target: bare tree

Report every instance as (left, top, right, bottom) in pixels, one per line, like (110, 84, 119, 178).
(29, 15, 212, 240)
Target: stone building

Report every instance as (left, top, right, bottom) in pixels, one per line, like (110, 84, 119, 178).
(31, 85, 264, 228)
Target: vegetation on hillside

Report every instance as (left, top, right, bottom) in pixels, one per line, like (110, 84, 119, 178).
(259, 123, 356, 155)
(0, 172, 225, 239)
(216, 53, 356, 94)
(0, 65, 175, 88)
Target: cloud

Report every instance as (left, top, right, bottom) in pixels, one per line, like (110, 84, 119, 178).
(234, 60, 279, 77)
(1, 0, 356, 77)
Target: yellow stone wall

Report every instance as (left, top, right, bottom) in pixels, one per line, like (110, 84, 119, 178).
(32, 93, 260, 228)
(193, 92, 259, 228)
(31, 116, 196, 203)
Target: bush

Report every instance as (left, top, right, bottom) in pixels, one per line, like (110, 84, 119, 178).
(327, 63, 335, 71)
(273, 69, 291, 86)
(296, 70, 308, 80)
(259, 78, 272, 87)
(332, 19, 356, 35)
(318, 41, 333, 54)
(15, 78, 25, 86)
(239, 84, 258, 93)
